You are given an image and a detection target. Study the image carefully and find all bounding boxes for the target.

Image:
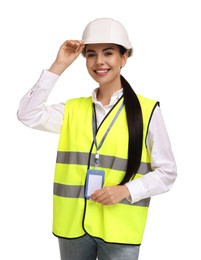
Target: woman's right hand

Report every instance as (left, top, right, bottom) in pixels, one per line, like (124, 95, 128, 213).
(48, 40, 85, 75)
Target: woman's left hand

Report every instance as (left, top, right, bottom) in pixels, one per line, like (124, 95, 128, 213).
(90, 185, 130, 205)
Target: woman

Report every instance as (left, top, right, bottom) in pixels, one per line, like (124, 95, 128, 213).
(17, 18, 177, 260)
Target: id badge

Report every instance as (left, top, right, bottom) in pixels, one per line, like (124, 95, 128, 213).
(85, 169, 105, 199)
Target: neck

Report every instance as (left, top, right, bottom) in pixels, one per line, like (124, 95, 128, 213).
(97, 81, 122, 106)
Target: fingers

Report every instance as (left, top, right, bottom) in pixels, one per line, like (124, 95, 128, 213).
(62, 40, 85, 52)
(91, 186, 129, 205)
(91, 188, 113, 205)
(93, 186, 130, 205)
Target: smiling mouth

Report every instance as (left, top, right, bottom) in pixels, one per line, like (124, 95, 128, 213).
(94, 69, 110, 76)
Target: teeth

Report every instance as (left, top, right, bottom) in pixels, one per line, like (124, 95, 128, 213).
(96, 70, 108, 73)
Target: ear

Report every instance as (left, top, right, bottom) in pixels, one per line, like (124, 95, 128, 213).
(121, 51, 129, 67)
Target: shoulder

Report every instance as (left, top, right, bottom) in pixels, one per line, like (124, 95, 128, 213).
(65, 96, 92, 106)
(137, 94, 159, 107)
(137, 94, 159, 115)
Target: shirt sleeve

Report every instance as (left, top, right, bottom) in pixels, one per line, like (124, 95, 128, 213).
(125, 105, 177, 204)
(17, 70, 64, 134)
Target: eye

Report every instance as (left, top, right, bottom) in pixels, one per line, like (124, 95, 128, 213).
(104, 51, 113, 56)
(86, 52, 96, 58)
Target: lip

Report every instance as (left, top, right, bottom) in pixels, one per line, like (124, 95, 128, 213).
(94, 68, 110, 76)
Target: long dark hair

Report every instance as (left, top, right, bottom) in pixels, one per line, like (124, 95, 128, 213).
(118, 46, 143, 185)
(119, 75, 143, 184)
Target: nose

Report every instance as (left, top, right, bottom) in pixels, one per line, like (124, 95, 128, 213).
(95, 53, 104, 65)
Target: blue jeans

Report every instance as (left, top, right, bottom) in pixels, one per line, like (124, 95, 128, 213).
(58, 234, 140, 260)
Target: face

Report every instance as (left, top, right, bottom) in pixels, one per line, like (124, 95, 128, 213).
(85, 43, 128, 87)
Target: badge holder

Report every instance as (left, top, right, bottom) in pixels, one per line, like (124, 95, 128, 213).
(85, 152, 105, 199)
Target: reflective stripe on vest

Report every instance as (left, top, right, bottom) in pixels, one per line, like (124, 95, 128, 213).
(56, 151, 151, 173)
(53, 95, 158, 244)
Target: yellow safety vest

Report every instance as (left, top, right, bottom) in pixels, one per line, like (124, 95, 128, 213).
(53, 95, 158, 245)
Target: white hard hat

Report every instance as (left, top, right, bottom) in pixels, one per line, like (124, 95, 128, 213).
(82, 18, 133, 57)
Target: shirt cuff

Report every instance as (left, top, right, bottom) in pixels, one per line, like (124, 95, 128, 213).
(125, 178, 146, 204)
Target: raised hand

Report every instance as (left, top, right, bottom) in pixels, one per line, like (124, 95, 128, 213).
(49, 40, 85, 75)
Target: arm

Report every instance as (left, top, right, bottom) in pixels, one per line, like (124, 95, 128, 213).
(17, 70, 64, 133)
(17, 40, 85, 133)
(125, 106, 177, 203)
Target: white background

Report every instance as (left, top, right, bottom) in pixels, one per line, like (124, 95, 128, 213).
(0, 0, 201, 259)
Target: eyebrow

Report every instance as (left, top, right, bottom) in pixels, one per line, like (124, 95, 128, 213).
(86, 47, 115, 53)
